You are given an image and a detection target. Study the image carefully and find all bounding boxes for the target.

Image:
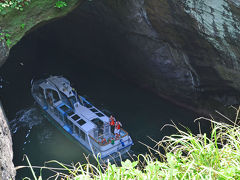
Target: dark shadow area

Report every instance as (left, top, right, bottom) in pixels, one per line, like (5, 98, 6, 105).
(0, 2, 212, 178)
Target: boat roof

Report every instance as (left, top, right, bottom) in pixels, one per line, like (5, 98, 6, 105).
(39, 76, 74, 97)
(38, 76, 109, 133)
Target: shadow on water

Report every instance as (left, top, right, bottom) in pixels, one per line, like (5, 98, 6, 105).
(0, 13, 211, 179)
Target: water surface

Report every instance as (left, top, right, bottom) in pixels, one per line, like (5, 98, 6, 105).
(0, 26, 210, 179)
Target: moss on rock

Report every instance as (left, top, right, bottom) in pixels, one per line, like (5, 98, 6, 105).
(0, 0, 83, 48)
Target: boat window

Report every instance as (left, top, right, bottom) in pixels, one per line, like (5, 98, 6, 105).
(67, 110, 74, 116)
(96, 112, 104, 117)
(39, 87, 44, 97)
(91, 118, 103, 128)
(46, 89, 60, 103)
(79, 129, 86, 141)
(90, 108, 98, 113)
(71, 114, 80, 121)
(69, 96, 77, 106)
(59, 105, 69, 112)
(52, 90, 60, 103)
(59, 92, 72, 108)
(73, 124, 76, 134)
(85, 103, 92, 108)
(77, 119, 86, 126)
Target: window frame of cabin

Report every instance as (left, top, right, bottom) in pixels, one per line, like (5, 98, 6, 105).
(38, 86, 45, 98)
(45, 88, 61, 104)
(79, 129, 86, 141)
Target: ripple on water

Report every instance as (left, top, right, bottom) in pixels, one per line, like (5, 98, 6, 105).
(10, 106, 44, 133)
(10, 106, 54, 146)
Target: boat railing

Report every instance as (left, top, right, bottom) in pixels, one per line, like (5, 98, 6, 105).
(89, 128, 128, 146)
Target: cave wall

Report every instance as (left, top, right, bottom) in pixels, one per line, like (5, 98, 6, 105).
(0, 102, 15, 180)
(143, 0, 240, 109)
(0, 29, 9, 67)
(100, 0, 240, 112)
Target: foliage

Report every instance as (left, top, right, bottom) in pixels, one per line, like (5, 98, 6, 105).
(20, 23, 26, 29)
(0, 31, 11, 48)
(6, 39, 12, 47)
(0, 0, 31, 14)
(54, 0, 67, 9)
(20, 107, 240, 179)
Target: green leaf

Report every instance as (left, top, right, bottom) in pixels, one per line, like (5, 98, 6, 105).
(20, 23, 25, 29)
(55, 1, 67, 9)
(6, 39, 12, 47)
(5, 33, 10, 38)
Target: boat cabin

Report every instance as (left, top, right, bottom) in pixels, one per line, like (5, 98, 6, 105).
(33, 76, 112, 144)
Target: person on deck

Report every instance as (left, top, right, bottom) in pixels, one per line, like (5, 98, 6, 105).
(109, 115, 115, 134)
(114, 121, 122, 139)
(115, 121, 122, 130)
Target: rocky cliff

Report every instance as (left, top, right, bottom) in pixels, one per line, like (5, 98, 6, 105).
(0, 0, 82, 65)
(144, 0, 240, 108)
(0, 102, 15, 180)
(0, 28, 9, 67)
(101, 0, 240, 112)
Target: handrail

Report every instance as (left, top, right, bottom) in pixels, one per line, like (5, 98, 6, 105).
(121, 128, 128, 137)
(87, 134, 96, 159)
(89, 135, 111, 146)
(89, 128, 129, 146)
(89, 135, 99, 144)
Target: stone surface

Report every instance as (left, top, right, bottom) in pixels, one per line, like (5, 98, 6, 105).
(0, 28, 9, 67)
(0, 102, 15, 180)
(101, 0, 240, 112)
(0, 0, 82, 48)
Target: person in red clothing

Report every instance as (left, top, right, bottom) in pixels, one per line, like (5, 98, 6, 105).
(109, 115, 115, 133)
(114, 121, 122, 139)
(115, 121, 122, 130)
(109, 115, 115, 125)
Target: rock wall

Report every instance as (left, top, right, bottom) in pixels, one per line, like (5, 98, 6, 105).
(100, 0, 240, 112)
(0, 102, 15, 180)
(0, 29, 9, 67)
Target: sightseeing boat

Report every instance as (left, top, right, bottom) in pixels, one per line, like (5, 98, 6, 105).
(31, 76, 133, 160)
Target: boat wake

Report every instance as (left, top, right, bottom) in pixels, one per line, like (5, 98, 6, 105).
(10, 106, 44, 134)
(10, 105, 53, 146)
